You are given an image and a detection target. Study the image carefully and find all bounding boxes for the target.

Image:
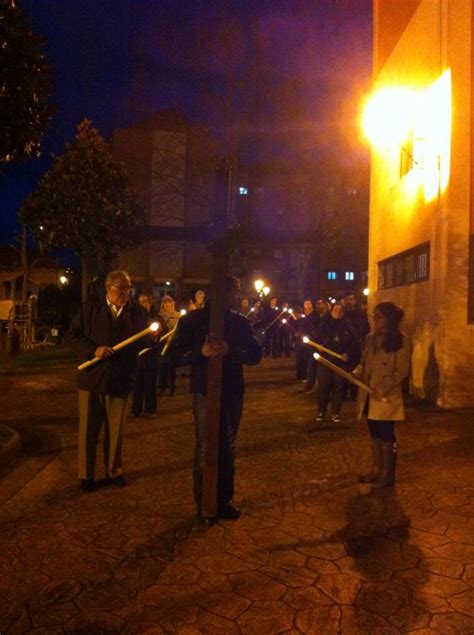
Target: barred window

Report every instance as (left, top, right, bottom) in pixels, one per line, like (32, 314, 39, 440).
(378, 242, 430, 289)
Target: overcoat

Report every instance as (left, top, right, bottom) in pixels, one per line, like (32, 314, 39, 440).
(354, 333, 411, 421)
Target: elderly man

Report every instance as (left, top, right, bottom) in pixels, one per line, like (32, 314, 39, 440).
(68, 270, 148, 491)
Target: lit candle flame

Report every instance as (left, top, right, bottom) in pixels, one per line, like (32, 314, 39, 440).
(302, 336, 309, 343)
(180, 309, 187, 315)
(313, 352, 320, 360)
(149, 322, 160, 332)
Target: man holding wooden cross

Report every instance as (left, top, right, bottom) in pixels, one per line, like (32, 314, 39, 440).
(68, 270, 150, 492)
(171, 276, 262, 524)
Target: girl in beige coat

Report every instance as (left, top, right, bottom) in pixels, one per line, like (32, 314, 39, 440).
(353, 302, 411, 487)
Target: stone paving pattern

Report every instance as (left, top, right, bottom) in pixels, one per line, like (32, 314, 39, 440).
(1, 358, 474, 633)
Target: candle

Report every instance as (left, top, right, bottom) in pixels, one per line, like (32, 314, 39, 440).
(313, 352, 388, 402)
(78, 322, 160, 371)
(302, 336, 345, 361)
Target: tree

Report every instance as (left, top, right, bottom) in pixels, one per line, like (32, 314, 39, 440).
(0, 0, 54, 165)
(20, 119, 145, 299)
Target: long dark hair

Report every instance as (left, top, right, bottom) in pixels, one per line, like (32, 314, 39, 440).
(375, 302, 404, 352)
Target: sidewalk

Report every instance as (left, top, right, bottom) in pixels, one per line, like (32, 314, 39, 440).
(1, 358, 473, 634)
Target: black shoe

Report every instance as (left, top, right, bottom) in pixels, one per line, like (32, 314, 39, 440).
(106, 475, 127, 487)
(80, 479, 98, 492)
(198, 514, 217, 526)
(218, 501, 241, 520)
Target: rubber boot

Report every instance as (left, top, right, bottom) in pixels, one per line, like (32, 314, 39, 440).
(359, 438, 383, 483)
(372, 442, 397, 488)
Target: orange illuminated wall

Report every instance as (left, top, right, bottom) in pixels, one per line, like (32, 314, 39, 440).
(470, 6, 474, 323)
(374, 0, 421, 74)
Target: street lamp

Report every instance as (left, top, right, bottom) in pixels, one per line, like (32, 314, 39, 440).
(363, 288, 370, 297)
(263, 286, 270, 296)
(59, 275, 68, 286)
(254, 279, 264, 294)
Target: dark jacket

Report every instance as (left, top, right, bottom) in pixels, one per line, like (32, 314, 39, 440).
(317, 314, 356, 369)
(170, 305, 262, 396)
(68, 297, 149, 395)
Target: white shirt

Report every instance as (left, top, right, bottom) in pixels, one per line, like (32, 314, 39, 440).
(106, 295, 124, 319)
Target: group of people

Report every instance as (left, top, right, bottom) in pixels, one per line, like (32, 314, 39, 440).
(68, 270, 410, 522)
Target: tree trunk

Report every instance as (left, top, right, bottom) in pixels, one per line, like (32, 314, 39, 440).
(81, 256, 89, 301)
(21, 225, 28, 304)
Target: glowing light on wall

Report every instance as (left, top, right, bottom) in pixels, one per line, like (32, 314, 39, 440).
(362, 69, 451, 202)
(362, 87, 419, 148)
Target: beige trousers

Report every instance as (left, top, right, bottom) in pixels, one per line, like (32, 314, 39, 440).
(78, 390, 128, 480)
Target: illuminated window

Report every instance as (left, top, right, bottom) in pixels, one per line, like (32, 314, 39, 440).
(327, 271, 337, 280)
(345, 271, 354, 281)
(239, 186, 248, 196)
(378, 242, 430, 289)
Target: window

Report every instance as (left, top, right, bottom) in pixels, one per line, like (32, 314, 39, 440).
(327, 271, 337, 280)
(378, 242, 430, 289)
(239, 186, 248, 196)
(344, 271, 354, 281)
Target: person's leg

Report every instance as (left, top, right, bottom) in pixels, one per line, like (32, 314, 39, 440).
(132, 370, 145, 416)
(331, 373, 346, 416)
(296, 344, 307, 379)
(306, 356, 317, 389)
(144, 369, 158, 414)
(359, 417, 384, 483)
(316, 364, 331, 417)
(168, 364, 176, 396)
(103, 395, 129, 481)
(192, 393, 206, 515)
(78, 390, 104, 482)
(217, 394, 243, 517)
(373, 421, 397, 487)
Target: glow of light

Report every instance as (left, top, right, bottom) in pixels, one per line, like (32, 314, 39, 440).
(362, 69, 451, 203)
(250, 307, 255, 312)
(39, 225, 44, 231)
(149, 322, 160, 332)
(363, 288, 370, 296)
(313, 352, 320, 360)
(302, 336, 309, 343)
(59, 275, 68, 285)
(362, 87, 419, 148)
(288, 308, 293, 313)
(331, 298, 336, 304)
(283, 307, 288, 312)
(180, 309, 187, 316)
(254, 279, 264, 293)
(275, 307, 279, 311)
(166, 281, 171, 286)
(282, 318, 287, 324)
(239, 186, 248, 196)
(263, 286, 270, 296)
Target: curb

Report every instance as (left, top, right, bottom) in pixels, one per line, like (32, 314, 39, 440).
(0, 425, 22, 470)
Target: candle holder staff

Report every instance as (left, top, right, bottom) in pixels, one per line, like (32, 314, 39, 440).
(68, 270, 152, 492)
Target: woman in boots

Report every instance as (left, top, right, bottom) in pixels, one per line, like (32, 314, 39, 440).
(353, 302, 411, 487)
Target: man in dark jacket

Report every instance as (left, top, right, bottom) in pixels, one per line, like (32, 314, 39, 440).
(170, 276, 262, 523)
(68, 270, 149, 491)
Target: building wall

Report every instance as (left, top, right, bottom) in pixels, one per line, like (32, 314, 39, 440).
(112, 115, 215, 295)
(370, 0, 474, 407)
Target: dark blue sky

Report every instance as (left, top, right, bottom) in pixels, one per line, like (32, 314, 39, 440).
(1, 0, 372, 244)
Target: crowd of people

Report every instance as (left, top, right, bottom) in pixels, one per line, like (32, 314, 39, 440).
(68, 271, 410, 523)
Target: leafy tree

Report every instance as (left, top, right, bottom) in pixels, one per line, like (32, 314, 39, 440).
(0, 0, 54, 164)
(20, 119, 145, 299)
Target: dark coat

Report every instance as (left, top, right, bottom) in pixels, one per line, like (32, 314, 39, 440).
(170, 305, 262, 396)
(317, 314, 356, 369)
(68, 297, 149, 395)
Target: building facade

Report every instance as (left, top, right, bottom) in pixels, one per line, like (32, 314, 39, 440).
(367, 0, 474, 407)
(112, 111, 216, 300)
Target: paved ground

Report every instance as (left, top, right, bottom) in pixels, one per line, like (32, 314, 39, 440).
(1, 357, 474, 634)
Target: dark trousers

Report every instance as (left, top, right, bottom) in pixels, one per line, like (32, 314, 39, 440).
(158, 359, 176, 394)
(264, 328, 281, 357)
(279, 329, 291, 357)
(132, 368, 158, 415)
(306, 356, 317, 388)
(317, 364, 346, 414)
(295, 343, 310, 379)
(368, 419, 396, 442)
(192, 392, 243, 512)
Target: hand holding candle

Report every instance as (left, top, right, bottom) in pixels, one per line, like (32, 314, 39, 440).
(78, 322, 160, 371)
(313, 352, 388, 402)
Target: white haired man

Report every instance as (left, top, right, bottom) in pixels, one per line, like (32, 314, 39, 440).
(68, 270, 148, 491)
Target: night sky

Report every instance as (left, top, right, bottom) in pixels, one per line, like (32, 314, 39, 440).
(0, 0, 373, 244)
